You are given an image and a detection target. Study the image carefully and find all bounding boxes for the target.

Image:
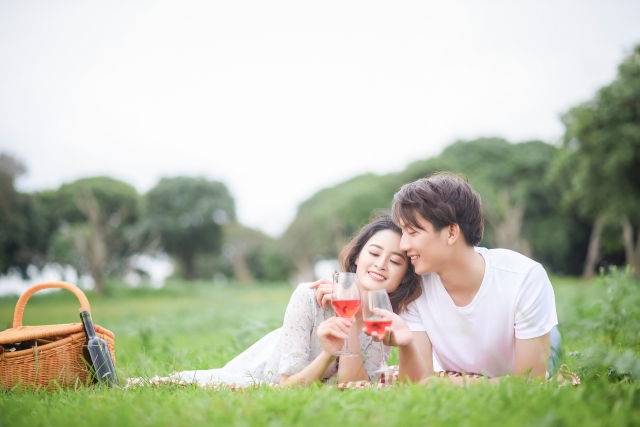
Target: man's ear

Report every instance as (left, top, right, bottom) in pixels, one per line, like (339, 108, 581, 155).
(447, 223, 461, 245)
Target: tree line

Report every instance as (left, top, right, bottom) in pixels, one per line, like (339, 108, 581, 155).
(280, 45, 640, 283)
(0, 165, 299, 294)
(1, 45, 639, 292)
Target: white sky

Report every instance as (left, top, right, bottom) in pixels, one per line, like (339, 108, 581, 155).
(1, 1, 639, 237)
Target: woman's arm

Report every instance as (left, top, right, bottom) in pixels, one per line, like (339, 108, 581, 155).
(336, 313, 369, 382)
(309, 280, 370, 382)
(274, 285, 317, 386)
(280, 317, 352, 387)
(280, 352, 336, 387)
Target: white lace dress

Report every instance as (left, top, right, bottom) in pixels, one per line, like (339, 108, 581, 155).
(170, 283, 389, 385)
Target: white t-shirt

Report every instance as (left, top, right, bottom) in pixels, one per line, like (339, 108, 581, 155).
(401, 247, 558, 378)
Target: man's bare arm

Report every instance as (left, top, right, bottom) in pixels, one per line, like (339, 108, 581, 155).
(514, 331, 551, 379)
(362, 309, 434, 383)
(419, 331, 552, 386)
(398, 331, 433, 383)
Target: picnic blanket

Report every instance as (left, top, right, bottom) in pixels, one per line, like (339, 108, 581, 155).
(124, 364, 580, 391)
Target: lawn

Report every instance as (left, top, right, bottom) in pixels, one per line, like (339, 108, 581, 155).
(1, 273, 639, 427)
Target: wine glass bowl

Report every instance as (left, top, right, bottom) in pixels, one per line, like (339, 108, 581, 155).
(363, 317, 393, 336)
(332, 299, 360, 318)
(331, 272, 361, 356)
(361, 289, 393, 374)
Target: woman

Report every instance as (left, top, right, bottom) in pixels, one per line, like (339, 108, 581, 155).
(169, 216, 421, 387)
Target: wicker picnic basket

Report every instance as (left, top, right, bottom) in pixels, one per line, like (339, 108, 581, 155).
(0, 281, 116, 390)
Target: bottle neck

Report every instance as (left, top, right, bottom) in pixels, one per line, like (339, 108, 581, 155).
(80, 310, 97, 340)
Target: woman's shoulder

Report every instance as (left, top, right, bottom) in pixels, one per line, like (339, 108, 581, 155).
(296, 282, 315, 289)
(290, 282, 334, 320)
(290, 283, 317, 304)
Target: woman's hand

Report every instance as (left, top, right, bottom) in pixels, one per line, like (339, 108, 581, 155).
(308, 278, 333, 308)
(317, 317, 352, 354)
(363, 308, 414, 348)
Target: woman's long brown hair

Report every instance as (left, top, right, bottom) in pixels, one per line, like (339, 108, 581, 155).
(338, 214, 422, 314)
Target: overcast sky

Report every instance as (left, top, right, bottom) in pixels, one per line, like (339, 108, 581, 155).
(1, 1, 639, 237)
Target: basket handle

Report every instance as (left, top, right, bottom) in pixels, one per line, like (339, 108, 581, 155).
(13, 281, 91, 328)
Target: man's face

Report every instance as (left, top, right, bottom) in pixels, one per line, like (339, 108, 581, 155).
(398, 214, 449, 276)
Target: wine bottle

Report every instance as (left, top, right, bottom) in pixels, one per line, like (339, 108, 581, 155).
(80, 310, 118, 386)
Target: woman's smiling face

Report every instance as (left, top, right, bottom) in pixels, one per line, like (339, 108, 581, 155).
(354, 229, 409, 293)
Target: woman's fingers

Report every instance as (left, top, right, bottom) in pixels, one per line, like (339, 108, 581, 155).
(328, 317, 352, 333)
(318, 321, 350, 341)
(319, 317, 351, 335)
(323, 325, 348, 339)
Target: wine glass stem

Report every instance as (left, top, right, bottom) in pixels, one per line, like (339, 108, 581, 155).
(342, 337, 349, 353)
(379, 341, 387, 371)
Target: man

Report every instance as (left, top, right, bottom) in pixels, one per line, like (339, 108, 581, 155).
(372, 172, 560, 384)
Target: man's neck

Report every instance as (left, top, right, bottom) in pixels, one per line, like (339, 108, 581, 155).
(437, 246, 486, 307)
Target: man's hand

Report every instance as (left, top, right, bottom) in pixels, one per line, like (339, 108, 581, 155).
(363, 308, 414, 348)
(309, 279, 333, 308)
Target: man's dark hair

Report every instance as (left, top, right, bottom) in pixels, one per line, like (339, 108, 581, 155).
(392, 172, 484, 246)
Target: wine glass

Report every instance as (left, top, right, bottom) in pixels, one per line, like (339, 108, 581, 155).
(361, 288, 393, 374)
(331, 272, 361, 356)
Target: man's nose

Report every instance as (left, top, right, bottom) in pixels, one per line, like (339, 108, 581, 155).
(399, 233, 411, 251)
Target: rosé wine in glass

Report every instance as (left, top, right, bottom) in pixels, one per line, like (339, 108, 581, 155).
(332, 272, 361, 356)
(332, 299, 360, 318)
(361, 289, 393, 374)
(364, 318, 393, 336)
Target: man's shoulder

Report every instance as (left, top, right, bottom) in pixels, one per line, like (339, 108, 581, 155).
(478, 247, 542, 275)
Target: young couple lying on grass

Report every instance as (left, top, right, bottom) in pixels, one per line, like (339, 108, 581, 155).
(170, 172, 561, 387)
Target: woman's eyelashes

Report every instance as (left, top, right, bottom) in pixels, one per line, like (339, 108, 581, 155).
(369, 251, 403, 266)
(391, 256, 407, 266)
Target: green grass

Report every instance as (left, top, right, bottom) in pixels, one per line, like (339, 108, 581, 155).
(1, 275, 639, 427)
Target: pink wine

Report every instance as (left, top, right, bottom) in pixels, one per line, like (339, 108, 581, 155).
(332, 299, 360, 318)
(364, 319, 392, 335)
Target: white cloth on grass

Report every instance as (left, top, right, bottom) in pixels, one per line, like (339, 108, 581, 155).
(170, 283, 389, 386)
(401, 247, 558, 378)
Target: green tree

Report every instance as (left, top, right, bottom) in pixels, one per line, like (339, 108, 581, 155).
(0, 154, 57, 279)
(401, 138, 590, 274)
(280, 137, 588, 281)
(145, 177, 235, 280)
(404, 138, 536, 253)
(279, 173, 402, 282)
(49, 177, 144, 294)
(553, 45, 640, 279)
(219, 222, 291, 282)
(0, 153, 29, 275)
